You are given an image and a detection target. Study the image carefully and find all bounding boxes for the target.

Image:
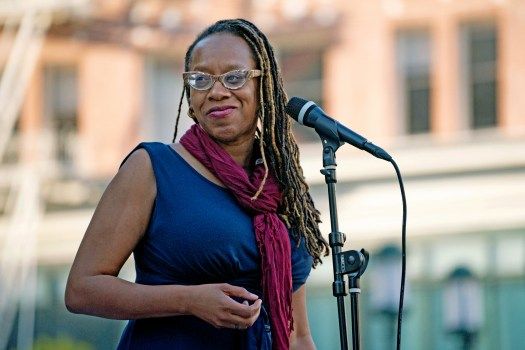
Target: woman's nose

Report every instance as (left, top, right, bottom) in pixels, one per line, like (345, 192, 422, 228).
(207, 80, 231, 100)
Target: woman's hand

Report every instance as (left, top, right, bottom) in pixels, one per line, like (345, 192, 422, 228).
(187, 283, 262, 329)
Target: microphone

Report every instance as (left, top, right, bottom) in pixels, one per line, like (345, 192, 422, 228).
(285, 97, 392, 161)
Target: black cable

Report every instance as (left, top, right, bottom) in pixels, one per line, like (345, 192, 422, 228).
(390, 159, 407, 350)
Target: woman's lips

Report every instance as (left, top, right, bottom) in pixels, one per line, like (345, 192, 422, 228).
(207, 106, 236, 118)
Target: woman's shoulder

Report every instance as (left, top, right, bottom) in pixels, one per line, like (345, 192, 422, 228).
(124, 142, 171, 160)
(117, 147, 155, 190)
(121, 147, 152, 170)
(120, 141, 176, 171)
(120, 143, 156, 171)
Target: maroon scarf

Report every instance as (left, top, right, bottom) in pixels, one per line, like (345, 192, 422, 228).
(180, 124, 292, 350)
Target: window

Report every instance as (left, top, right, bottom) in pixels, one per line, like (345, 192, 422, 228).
(43, 65, 78, 166)
(279, 49, 324, 143)
(461, 23, 498, 129)
(396, 30, 432, 134)
(144, 57, 188, 142)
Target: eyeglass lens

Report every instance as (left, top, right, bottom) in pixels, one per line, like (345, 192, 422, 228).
(188, 70, 248, 90)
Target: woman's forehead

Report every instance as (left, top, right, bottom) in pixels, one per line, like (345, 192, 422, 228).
(189, 33, 256, 71)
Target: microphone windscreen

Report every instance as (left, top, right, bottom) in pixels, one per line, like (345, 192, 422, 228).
(285, 97, 309, 120)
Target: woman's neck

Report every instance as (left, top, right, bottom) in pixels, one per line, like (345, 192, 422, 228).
(220, 139, 255, 169)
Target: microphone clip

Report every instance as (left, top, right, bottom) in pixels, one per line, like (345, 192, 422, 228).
(320, 143, 340, 184)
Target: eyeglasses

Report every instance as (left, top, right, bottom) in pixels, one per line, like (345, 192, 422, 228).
(183, 69, 262, 91)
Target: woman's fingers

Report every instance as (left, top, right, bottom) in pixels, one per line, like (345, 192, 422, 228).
(235, 300, 262, 324)
(228, 298, 261, 318)
(220, 283, 261, 319)
(220, 283, 259, 301)
(224, 299, 262, 329)
(217, 288, 262, 329)
(221, 301, 262, 329)
(227, 297, 261, 318)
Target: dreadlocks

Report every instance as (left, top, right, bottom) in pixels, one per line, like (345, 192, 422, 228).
(172, 19, 329, 266)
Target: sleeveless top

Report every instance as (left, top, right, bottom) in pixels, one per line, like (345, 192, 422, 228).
(116, 142, 313, 350)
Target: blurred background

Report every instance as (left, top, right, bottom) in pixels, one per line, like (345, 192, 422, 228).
(1, 0, 524, 349)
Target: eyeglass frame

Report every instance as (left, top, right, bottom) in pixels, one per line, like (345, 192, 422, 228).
(182, 69, 262, 91)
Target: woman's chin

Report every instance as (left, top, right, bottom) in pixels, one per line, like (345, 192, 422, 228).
(209, 129, 255, 146)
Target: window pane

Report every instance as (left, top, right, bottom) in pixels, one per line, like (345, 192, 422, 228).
(396, 30, 431, 134)
(44, 65, 79, 166)
(408, 84, 431, 133)
(473, 81, 497, 127)
(463, 23, 498, 129)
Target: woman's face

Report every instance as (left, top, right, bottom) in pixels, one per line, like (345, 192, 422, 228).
(188, 33, 259, 146)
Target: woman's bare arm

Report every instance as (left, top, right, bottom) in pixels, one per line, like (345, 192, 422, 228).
(290, 285, 316, 349)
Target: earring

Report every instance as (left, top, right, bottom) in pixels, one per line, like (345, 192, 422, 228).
(187, 107, 196, 119)
(187, 107, 199, 124)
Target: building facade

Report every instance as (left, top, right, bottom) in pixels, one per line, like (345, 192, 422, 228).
(1, 0, 524, 349)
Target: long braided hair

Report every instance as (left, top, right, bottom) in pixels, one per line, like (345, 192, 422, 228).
(172, 19, 329, 266)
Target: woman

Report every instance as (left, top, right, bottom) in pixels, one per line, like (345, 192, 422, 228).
(65, 19, 328, 349)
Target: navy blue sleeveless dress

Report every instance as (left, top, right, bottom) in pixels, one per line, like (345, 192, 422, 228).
(116, 142, 313, 350)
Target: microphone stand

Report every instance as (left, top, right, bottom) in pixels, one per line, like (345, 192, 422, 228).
(320, 137, 369, 350)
